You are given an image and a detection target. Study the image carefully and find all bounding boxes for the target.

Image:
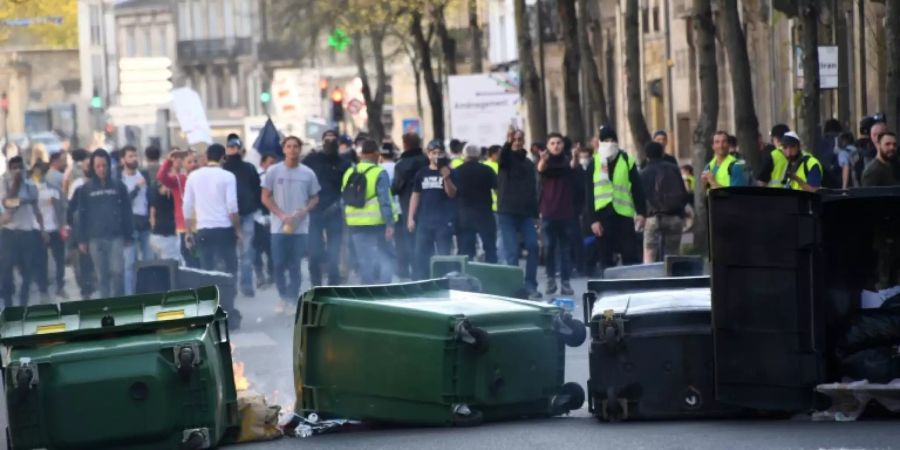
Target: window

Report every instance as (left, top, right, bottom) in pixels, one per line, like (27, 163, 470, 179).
(214, 71, 224, 109)
(652, 6, 660, 32)
(177, 1, 191, 40)
(126, 26, 136, 57)
(191, 0, 205, 39)
(223, 0, 234, 38)
(90, 5, 102, 45)
(143, 27, 152, 56)
(641, 8, 649, 34)
(229, 73, 239, 107)
(159, 25, 168, 57)
(208, 0, 222, 38)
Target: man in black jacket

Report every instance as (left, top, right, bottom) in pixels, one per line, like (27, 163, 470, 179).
(76, 149, 133, 298)
(455, 144, 497, 263)
(391, 133, 429, 279)
(498, 128, 541, 299)
(639, 141, 687, 263)
(224, 133, 262, 297)
(585, 126, 646, 271)
(303, 132, 351, 286)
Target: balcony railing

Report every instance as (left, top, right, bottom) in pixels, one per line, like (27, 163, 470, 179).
(177, 38, 253, 63)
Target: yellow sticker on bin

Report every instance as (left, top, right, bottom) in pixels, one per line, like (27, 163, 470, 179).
(36, 323, 66, 334)
(156, 309, 186, 321)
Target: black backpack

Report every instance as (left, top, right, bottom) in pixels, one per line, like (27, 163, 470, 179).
(341, 165, 377, 208)
(653, 164, 687, 214)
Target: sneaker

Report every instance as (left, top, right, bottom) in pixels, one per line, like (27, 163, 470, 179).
(560, 282, 575, 296)
(545, 279, 558, 296)
(528, 290, 543, 301)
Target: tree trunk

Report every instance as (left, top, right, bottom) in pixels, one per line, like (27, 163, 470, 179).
(411, 12, 445, 139)
(691, 0, 718, 257)
(886, 0, 900, 132)
(624, 0, 651, 159)
(798, 0, 821, 151)
(719, 0, 761, 173)
(352, 31, 387, 143)
(514, 0, 547, 141)
(433, 5, 458, 76)
(577, 0, 609, 129)
(557, 0, 585, 143)
(469, 0, 484, 73)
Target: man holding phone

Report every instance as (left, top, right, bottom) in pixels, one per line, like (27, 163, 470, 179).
(407, 140, 457, 280)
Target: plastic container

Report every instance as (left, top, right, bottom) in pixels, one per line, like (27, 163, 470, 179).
(294, 279, 585, 426)
(430, 256, 526, 298)
(1, 287, 240, 450)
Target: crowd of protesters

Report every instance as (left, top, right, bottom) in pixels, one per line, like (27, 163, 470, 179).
(0, 111, 897, 308)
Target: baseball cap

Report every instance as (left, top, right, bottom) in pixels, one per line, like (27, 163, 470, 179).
(226, 133, 241, 148)
(598, 126, 618, 143)
(426, 139, 445, 151)
(781, 131, 801, 147)
(380, 143, 395, 155)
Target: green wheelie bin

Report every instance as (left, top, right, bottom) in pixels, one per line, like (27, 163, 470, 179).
(430, 255, 527, 298)
(293, 279, 586, 426)
(1, 287, 240, 450)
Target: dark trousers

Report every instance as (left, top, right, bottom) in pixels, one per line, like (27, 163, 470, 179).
(413, 221, 454, 280)
(457, 217, 498, 263)
(308, 211, 344, 286)
(395, 213, 415, 279)
(0, 229, 38, 307)
(253, 221, 274, 283)
(197, 228, 237, 276)
(181, 232, 201, 268)
(597, 213, 641, 269)
(498, 214, 539, 291)
(543, 218, 573, 283)
(71, 238, 95, 298)
(36, 230, 65, 293)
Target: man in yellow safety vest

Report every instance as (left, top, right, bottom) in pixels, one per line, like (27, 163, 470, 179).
(341, 140, 397, 284)
(587, 126, 646, 270)
(702, 131, 746, 189)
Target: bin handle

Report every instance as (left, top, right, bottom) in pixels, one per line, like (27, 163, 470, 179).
(581, 292, 597, 325)
(161, 289, 199, 307)
(22, 304, 62, 321)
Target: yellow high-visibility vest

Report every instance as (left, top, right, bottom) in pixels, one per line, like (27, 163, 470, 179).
(592, 152, 636, 217)
(341, 161, 386, 226)
(482, 160, 499, 212)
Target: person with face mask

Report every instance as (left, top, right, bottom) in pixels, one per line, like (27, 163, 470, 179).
(223, 134, 262, 297)
(585, 126, 646, 272)
(120, 146, 152, 295)
(0, 156, 45, 307)
(391, 133, 429, 279)
(303, 131, 352, 286)
(75, 149, 133, 298)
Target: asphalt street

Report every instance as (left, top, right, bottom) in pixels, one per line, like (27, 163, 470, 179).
(2, 268, 899, 449)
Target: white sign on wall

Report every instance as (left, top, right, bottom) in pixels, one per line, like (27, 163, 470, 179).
(796, 46, 839, 90)
(448, 73, 522, 147)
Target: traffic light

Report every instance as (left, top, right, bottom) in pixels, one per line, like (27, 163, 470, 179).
(319, 79, 329, 99)
(0, 92, 8, 114)
(91, 94, 102, 109)
(260, 91, 272, 105)
(331, 89, 344, 123)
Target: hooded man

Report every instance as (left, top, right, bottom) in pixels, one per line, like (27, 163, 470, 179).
(75, 149, 133, 298)
(391, 133, 429, 279)
(223, 133, 262, 297)
(303, 130, 351, 286)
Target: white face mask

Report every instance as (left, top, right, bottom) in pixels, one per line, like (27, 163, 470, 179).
(579, 158, 591, 169)
(599, 142, 618, 160)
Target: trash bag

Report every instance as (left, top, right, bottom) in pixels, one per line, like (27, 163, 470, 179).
(837, 310, 900, 357)
(236, 391, 283, 443)
(445, 272, 483, 293)
(839, 346, 900, 384)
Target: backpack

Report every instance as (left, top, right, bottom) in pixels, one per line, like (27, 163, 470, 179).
(341, 165, 377, 208)
(653, 164, 687, 214)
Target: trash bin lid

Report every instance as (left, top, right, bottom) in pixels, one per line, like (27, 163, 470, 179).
(0, 286, 220, 345)
(590, 288, 710, 320)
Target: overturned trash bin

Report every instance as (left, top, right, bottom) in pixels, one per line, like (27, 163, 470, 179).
(1, 286, 240, 450)
(430, 256, 527, 298)
(294, 279, 586, 426)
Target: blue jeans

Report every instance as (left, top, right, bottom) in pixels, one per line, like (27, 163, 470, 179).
(498, 214, 538, 291)
(458, 216, 498, 263)
(350, 226, 393, 285)
(124, 228, 151, 295)
(413, 221, 454, 280)
(542, 218, 572, 283)
(308, 210, 344, 286)
(271, 233, 306, 301)
(238, 215, 256, 294)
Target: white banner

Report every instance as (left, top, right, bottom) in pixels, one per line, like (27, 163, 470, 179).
(170, 87, 212, 145)
(448, 73, 521, 147)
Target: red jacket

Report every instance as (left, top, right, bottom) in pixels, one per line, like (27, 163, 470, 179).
(157, 159, 187, 232)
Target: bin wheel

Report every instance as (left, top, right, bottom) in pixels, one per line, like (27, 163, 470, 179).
(452, 410, 484, 427)
(561, 317, 587, 347)
(561, 382, 585, 412)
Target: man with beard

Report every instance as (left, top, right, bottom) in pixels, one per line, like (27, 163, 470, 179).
(862, 131, 898, 187)
(120, 145, 152, 294)
(303, 131, 351, 286)
(0, 156, 45, 306)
